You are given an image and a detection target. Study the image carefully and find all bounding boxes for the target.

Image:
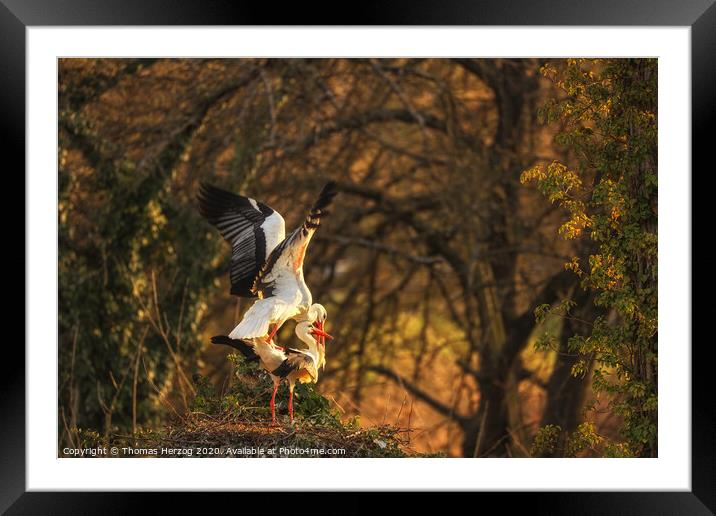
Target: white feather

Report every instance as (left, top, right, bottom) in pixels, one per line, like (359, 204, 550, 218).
(260, 233, 313, 311)
(229, 295, 301, 340)
(261, 211, 286, 258)
(249, 339, 287, 372)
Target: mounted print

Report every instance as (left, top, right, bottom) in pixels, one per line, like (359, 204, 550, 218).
(58, 57, 658, 459)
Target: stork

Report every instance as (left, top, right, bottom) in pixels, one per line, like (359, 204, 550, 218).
(212, 318, 333, 425)
(198, 181, 337, 345)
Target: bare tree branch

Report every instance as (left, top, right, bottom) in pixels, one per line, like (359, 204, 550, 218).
(366, 365, 470, 426)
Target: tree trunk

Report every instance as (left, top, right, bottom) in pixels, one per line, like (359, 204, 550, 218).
(539, 290, 596, 456)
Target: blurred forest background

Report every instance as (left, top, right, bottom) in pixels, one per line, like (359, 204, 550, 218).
(58, 58, 657, 457)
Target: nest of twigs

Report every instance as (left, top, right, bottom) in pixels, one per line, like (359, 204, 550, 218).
(111, 355, 418, 458)
(130, 411, 413, 458)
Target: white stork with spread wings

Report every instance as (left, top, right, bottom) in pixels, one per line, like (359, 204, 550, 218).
(198, 181, 337, 344)
(211, 319, 333, 425)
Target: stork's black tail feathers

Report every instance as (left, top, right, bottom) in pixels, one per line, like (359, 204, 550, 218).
(210, 335, 260, 362)
(303, 181, 338, 231)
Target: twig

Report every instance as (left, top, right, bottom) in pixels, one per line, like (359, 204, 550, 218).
(473, 400, 489, 458)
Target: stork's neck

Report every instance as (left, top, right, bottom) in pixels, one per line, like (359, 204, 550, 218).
(295, 325, 319, 358)
(298, 275, 312, 311)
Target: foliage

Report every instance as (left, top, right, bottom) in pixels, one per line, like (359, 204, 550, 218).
(530, 424, 562, 456)
(58, 59, 225, 440)
(531, 422, 635, 458)
(522, 59, 658, 457)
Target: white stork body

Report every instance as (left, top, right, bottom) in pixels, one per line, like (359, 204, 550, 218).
(211, 319, 331, 425)
(198, 182, 337, 343)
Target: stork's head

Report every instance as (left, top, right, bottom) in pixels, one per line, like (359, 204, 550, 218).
(305, 303, 327, 333)
(311, 303, 329, 347)
(296, 320, 333, 345)
(307, 303, 328, 325)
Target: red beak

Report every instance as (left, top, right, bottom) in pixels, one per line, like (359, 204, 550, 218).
(311, 324, 333, 340)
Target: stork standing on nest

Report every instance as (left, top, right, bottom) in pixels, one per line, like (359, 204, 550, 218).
(198, 181, 337, 345)
(212, 316, 333, 425)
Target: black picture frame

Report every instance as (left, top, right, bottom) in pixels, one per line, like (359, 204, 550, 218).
(3, 1, 708, 512)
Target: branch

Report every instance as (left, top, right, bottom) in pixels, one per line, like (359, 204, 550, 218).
(457, 359, 486, 382)
(503, 269, 578, 359)
(315, 234, 442, 265)
(337, 180, 468, 281)
(286, 107, 448, 155)
(370, 60, 427, 129)
(366, 365, 469, 426)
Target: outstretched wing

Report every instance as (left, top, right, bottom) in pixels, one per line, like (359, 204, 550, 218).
(198, 183, 285, 297)
(253, 181, 338, 298)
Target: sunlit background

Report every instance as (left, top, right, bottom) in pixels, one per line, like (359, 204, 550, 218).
(58, 58, 657, 457)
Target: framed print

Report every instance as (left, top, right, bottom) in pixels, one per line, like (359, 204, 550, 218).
(4, 0, 710, 512)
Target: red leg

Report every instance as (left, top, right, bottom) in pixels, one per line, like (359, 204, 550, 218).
(267, 324, 279, 343)
(288, 387, 294, 424)
(269, 383, 279, 426)
(266, 324, 285, 349)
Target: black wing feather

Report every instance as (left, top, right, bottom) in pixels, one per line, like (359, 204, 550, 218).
(271, 352, 313, 378)
(197, 182, 281, 298)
